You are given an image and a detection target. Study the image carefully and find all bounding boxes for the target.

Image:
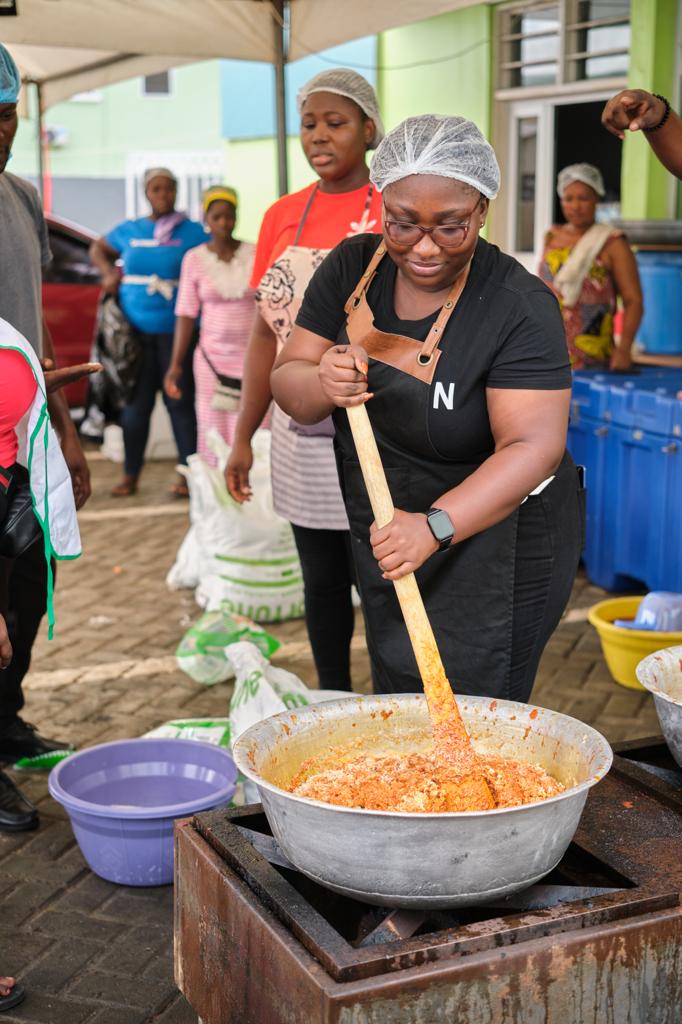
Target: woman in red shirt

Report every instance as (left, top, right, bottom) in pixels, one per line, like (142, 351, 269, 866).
(225, 69, 384, 693)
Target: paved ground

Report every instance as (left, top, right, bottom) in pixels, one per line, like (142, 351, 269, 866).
(0, 453, 660, 1023)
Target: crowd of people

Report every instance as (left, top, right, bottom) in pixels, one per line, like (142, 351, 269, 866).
(2, 27, 682, 1010)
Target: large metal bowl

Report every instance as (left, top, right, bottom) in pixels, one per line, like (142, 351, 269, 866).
(636, 645, 682, 767)
(232, 694, 612, 908)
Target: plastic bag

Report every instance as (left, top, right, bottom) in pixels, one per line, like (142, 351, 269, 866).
(166, 525, 200, 591)
(169, 430, 304, 622)
(175, 608, 280, 686)
(144, 717, 232, 747)
(226, 641, 353, 744)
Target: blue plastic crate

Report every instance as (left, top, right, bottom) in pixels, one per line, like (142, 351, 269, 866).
(567, 415, 624, 590)
(604, 425, 682, 592)
(570, 367, 682, 426)
(606, 376, 682, 436)
(569, 368, 682, 592)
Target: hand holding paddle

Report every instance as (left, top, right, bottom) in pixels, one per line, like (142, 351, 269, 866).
(345, 402, 494, 805)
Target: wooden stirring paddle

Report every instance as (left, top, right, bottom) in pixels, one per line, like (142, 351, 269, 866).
(346, 404, 494, 805)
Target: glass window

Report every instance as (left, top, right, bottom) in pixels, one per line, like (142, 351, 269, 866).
(499, 1, 630, 89)
(143, 72, 171, 96)
(577, 0, 630, 19)
(584, 53, 629, 79)
(501, 5, 559, 88)
(515, 117, 537, 252)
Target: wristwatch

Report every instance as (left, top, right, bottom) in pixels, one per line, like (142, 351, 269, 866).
(425, 507, 454, 551)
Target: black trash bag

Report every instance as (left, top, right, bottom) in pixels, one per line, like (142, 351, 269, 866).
(86, 294, 142, 424)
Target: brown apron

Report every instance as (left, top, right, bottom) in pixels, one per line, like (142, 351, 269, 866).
(332, 245, 583, 699)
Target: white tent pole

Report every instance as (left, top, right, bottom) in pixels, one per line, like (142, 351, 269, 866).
(273, 0, 288, 196)
(35, 81, 45, 202)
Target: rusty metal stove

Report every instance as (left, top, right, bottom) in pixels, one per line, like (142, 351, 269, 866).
(175, 737, 682, 1024)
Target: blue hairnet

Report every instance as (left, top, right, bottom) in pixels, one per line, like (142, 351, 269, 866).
(0, 44, 20, 104)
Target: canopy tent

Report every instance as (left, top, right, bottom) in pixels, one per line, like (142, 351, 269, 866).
(1, 0, 481, 192)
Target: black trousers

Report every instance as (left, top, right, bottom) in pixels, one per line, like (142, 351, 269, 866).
(506, 486, 583, 703)
(290, 524, 355, 691)
(122, 331, 196, 477)
(0, 538, 48, 728)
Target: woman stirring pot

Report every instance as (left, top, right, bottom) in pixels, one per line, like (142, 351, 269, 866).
(271, 115, 584, 702)
(226, 69, 384, 692)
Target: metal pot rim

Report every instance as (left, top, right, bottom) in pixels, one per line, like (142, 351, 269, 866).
(636, 644, 682, 707)
(232, 693, 613, 820)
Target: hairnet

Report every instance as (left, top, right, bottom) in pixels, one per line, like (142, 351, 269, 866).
(296, 69, 384, 149)
(370, 115, 500, 198)
(143, 166, 177, 190)
(0, 43, 20, 104)
(557, 163, 605, 198)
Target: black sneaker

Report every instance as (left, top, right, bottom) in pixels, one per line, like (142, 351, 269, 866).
(0, 719, 74, 762)
(0, 770, 38, 832)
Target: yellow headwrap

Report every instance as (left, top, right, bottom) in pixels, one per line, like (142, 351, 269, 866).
(202, 186, 238, 213)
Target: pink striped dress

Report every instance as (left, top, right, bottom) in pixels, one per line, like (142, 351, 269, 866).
(175, 242, 257, 464)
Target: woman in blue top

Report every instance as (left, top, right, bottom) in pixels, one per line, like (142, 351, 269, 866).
(90, 167, 206, 497)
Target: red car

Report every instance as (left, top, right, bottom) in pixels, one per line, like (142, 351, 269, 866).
(43, 214, 101, 408)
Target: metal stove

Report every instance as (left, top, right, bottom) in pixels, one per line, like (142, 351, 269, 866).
(175, 737, 682, 1024)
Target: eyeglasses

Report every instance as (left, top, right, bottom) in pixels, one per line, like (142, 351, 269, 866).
(383, 198, 482, 250)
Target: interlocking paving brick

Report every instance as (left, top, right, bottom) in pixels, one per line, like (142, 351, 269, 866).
(21, 937, 104, 993)
(67, 968, 176, 1008)
(30, 910, 127, 944)
(0, 931, 53, 976)
(87, 1009, 150, 1024)
(155, 995, 200, 1023)
(94, 924, 167, 976)
(0, 992, 95, 1023)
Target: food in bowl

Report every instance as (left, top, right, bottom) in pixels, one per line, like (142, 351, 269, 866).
(290, 748, 563, 812)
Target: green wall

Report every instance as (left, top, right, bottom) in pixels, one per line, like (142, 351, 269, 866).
(377, 6, 493, 138)
(11, 61, 223, 179)
(225, 137, 321, 242)
(621, 0, 679, 219)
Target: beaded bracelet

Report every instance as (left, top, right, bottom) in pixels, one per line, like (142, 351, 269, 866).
(643, 94, 671, 133)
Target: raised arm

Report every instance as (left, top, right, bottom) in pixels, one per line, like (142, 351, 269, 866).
(602, 90, 682, 179)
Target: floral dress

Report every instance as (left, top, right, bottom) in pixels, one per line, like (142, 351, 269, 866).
(538, 230, 621, 369)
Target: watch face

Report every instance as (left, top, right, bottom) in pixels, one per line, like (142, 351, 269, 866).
(427, 508, 453, 543)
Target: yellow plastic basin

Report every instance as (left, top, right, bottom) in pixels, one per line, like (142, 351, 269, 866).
(588, 596, 682, 690)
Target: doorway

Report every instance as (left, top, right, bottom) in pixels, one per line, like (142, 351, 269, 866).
(504, 92, 621, 270)
(553, 100, 623, 222)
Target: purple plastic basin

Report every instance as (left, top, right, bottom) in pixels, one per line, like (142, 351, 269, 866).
(48, 738, 237, 886)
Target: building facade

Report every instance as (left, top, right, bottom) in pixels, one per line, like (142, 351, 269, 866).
(8, 0, 680, 260)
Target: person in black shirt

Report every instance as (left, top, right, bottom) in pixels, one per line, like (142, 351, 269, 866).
(271, 115, 584, 702)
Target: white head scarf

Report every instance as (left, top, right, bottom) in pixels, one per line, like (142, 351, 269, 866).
(557, 163, 605, 199)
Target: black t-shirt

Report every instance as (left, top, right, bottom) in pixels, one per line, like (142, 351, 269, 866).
(296, 234, 570, 462)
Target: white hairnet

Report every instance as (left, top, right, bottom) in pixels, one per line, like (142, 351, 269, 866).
(296, 69, 384, 149)
(557, 163, 605, 198)
(143, 166, 177, 190)
(370, 115, 500, 198)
